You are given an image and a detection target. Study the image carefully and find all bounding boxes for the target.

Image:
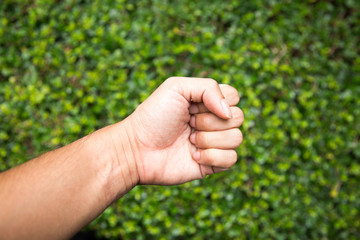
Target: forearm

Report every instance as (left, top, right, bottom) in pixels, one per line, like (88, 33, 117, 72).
(0, 77, 243, 239)
(0, 120, 138, 240)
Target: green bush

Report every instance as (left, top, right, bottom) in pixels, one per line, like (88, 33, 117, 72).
(1, 0, 359, 239)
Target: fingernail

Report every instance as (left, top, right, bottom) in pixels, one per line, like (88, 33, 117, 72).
(190, 132, 196, 144)
(193, 151, 200, 161)
(190, 116, 196, 127)
(221, 99, 232, 118)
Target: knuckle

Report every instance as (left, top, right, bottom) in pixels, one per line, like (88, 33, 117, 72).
(227, 87, 240, 105)
(232, 108, 244, 127)
(232, 91, 240, 104)
(224, 150, 238, 168)
(165, 77, 175, 82)
(166, 76, 178, 81)
(165, 76, 181, 85)
(207, 78, 218, 87)
(229, 150, 238, 166)
(232, 129, 243, 147)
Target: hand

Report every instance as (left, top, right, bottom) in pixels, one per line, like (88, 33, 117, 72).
(0, 76, 243, 239)
(123, 77, 244, 185)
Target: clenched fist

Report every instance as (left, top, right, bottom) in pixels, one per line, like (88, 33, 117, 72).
(121, 77, 244, 185)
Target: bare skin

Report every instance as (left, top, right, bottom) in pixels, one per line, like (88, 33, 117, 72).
(0, 77, 244, 239)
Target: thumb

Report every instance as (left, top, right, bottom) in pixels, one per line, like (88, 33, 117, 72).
(165, 77, 232, 119)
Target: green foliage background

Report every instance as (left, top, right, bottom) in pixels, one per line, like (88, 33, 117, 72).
(1, 0, 359, 239)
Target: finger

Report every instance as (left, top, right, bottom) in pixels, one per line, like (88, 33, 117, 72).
(190, 107, 244, 131)
(190, 128, 243, 149)
(212, 167, 230, 174)
(165, 77, 232, 119)
(189, 84, 240, 114)
(193, 149, 238, 168)
(219, 84, 240, 106)
(188, 102, 209, 115)
(198, 165, 230, 177)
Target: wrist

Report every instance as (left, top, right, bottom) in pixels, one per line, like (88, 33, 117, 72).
(88, 119, 140, 204)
